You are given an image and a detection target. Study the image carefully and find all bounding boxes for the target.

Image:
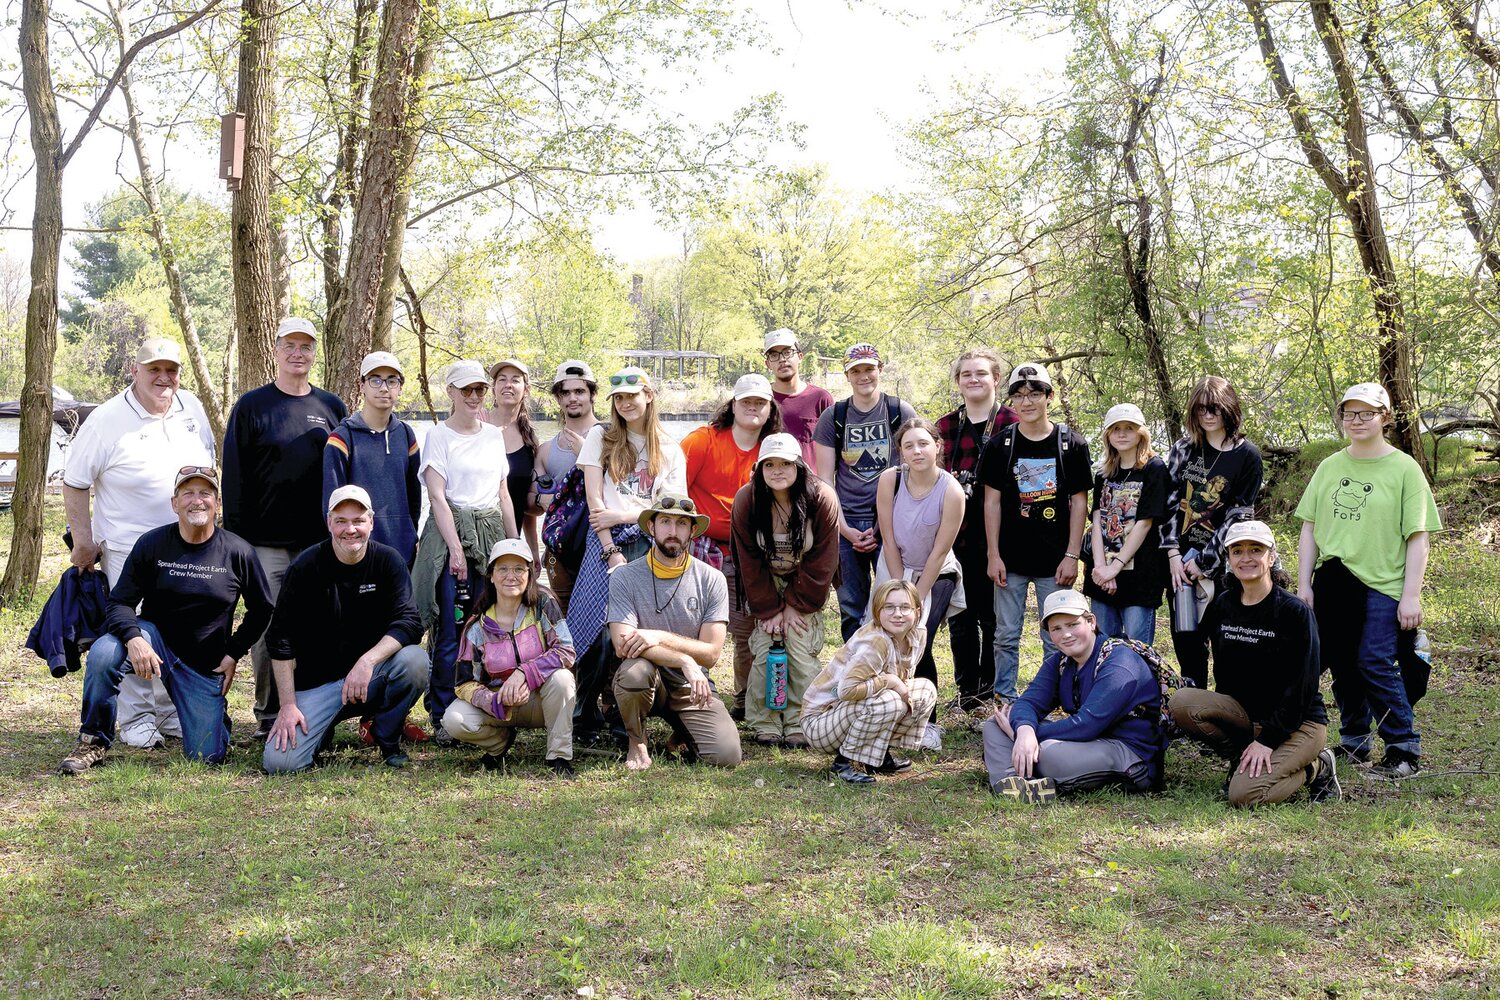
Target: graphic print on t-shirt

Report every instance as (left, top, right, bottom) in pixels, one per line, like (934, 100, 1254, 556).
(615, 457, 657, 502)
(1331, 477, 1373, 520)
(1014, 457, 1059, 520)
(1180, 464, 1229, 548)
(841, 408, 892, 484)
(1100, 479, 1143, 550)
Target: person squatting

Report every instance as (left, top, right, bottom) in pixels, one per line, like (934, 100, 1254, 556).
(52, 321, 1440, 805)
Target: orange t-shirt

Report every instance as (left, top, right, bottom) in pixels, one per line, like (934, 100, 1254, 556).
(682, 425, 759, 542)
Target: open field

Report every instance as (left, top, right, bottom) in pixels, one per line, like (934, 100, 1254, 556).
(2, 467, 1498, 999)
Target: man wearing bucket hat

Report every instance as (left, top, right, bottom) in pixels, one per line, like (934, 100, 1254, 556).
(1169, 520, 1340, 805)
(59, 465, 273, 774)
(323, 351, 421, 566)
(680, 372, 783, 718)
(223, 316, 348, 740)
(981, 589, 1163, 803)
(62, 336, 218, 747)
(262, 485, 428, 772)
(606, 493, 740, 771)
(763, 328, 831, 465)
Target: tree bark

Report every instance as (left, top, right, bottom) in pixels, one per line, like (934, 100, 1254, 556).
(111, 0, 226, 447)
(230, 0, 282, 394)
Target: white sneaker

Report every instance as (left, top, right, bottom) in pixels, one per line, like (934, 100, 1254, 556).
(117, 717, 163, 749)
(919, 723, 943, 751)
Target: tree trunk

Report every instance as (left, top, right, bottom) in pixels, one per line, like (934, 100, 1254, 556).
(328, 0, 430, 399)
(112, 0, 226, 447)
(2, 0, 63, 605)
(230, 0, 281, 394)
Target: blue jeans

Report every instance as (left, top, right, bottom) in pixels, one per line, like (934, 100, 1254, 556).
(79, 622, 231, 763)
(1091, 601, 1158, 646)
(1331, 588, 1419, 758)
(428, 562, 480, 727)
(992, 573, 1064, 700)
(262, 645, 429, 773)
(836, 515, 879, 642)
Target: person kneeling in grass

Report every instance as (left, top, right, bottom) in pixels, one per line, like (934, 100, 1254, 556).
(982, 589, 1163, 803)
(444, 539, 578, 778)
(802, 579, 938, 786)
(1169, 520, 1340, 806)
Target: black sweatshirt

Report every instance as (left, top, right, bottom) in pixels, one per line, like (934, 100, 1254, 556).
(222, 382, 347, 550)
(106, 524, 274, 675)
(265, 539, 422, 691)
(1202, 585, 1327, 747)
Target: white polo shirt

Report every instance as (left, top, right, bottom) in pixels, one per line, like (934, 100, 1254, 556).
(63, 385, 216, 552)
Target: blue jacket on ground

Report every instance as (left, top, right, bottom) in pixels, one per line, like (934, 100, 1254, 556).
(25, 566, 109, 677)
(323, 412, 422, 566)
(1009, 633, 1164, 778)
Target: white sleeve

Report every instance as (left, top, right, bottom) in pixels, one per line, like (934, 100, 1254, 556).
(656, 440, 687, 498)
(62, 415, 106, 490)
(576, 424, 605, 469)
(182, 391, 218, 461)
(418, 424, 450, 480)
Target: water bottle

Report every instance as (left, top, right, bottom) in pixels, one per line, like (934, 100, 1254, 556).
(454, 578, 471, 624)
(1413, 629, 1431, 666)
(765, 638, 789, 711)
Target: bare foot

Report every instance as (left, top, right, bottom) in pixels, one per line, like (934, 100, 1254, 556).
(624, 741, 652, 771)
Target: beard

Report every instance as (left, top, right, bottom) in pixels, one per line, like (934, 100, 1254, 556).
(655, 536, 684, 559)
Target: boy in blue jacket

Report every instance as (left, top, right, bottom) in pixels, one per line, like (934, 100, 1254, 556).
(982, 589, 1163, 803)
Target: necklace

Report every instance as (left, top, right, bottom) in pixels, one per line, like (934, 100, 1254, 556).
(652, 567, 687, 615)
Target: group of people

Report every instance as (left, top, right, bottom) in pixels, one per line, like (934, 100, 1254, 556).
(52, 319, 1442, 807)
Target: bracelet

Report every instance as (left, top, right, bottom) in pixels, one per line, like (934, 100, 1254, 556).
(600, 545, 621, 562)
(1064, 552, 1079, 560)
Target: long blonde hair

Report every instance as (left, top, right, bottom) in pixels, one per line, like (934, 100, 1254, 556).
(1102, 421, 1156, 477)
(603, 386, 669, 484)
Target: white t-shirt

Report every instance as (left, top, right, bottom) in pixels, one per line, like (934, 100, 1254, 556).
(62, 386, 216, 552)
(575, 424, 686, 513)
(419, 420, 509, 509)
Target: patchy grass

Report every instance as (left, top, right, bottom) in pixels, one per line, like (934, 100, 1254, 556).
(2, 481, 1498, 999)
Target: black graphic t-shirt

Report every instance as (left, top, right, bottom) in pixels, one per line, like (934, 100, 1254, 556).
(1175, 440, 1262, 557)
(978, 424, 1092, 577)
(1082, 457, 1170, 609)
(1201, 586, 1326, 747)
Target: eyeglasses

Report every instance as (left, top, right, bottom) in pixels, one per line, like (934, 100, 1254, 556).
(1339, 409, 1381, 424)
(364, 376, 403, 389)
(610, 373, 645, 387)
(454, 385, 487, 398)
(278, 342, 315, 356)
(654, 496, 696, 513)
(765, 349, 797, 362)
(1011, 391, 1047, 403)
(883, 603, 915, 614)
(1194, 402, 1223, 416)
(492, 565, 529, 579)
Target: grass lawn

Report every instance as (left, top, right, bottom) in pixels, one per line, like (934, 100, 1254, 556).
(1, 464, 1498, 999)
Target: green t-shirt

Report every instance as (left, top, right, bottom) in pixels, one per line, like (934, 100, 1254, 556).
(1295, 448, 1441, 599)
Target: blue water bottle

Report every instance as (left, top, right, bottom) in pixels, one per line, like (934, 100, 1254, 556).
(765, 638, 789, 711)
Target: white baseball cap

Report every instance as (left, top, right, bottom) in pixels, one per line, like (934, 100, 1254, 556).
(1340, 382, 1390, 410)
(486, 537, 535, 568)
(327, 484, 373, 514)
(1007, 362, 1053, 392)
(487, 358, 529, 380)
(607, 366, 652, 396)
(755, 432, 804, 467)
(1103, 403, 1146, 431)
(1040, 589, 1091, 624)
(277, 317, 318, 341)
(359, 351, 403, 378)
(733, 373, 774, 401)
(764, 328, 799, 353)
(135, 338, 182, 366)
(552, 359, 596, 387)
(445, 360, 489, 388)
(1223, 519, 1276, 550)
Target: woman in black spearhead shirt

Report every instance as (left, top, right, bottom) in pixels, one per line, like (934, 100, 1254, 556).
(1168, 520, 1339, 807)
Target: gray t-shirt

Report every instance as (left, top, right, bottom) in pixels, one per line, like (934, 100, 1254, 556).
(812, 395, 917, 518)
(606, 555, 729, 637)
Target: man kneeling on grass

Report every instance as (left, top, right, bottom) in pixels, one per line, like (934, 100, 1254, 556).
(982, 590, 1163, 803)
(608, 494, 742, 771)
(1168, 520, 1340, 806)
(61, 465, 273, 773)
(262, 486, 428, 773)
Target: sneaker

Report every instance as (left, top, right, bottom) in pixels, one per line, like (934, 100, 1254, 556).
(918, 723, 943, 752)
(59, 737, 108, 775)
(872, 752, 912, 774)
(1333, 743, 1371, 765)
(831, 755, 875, 786)
(431, 724, 457, 748)
(993, 774, 1058, 805)
(118, 717, 164, 749)
(1308, 748, 1342, 803)
(360, 718, 430, 746)
(780, 734, 810, 750)
(1368, 750, 1420, 782)
(382, 751, 411, 769)
(546, 757, 577, 779)
(402, 722, 429, 743)
(478, 753, 506, 772)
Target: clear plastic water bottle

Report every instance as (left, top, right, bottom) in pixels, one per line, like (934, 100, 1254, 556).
(766, 638, 789, 711)
(1413, 629, 1431, 666)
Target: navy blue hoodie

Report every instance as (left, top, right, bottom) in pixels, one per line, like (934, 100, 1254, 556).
(323, 412, 422, 566)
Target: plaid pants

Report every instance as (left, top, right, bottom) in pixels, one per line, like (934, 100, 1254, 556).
(803, 679, 937, 768)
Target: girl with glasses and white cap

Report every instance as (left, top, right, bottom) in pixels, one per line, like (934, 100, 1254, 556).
(1294, 382, 1441, 781)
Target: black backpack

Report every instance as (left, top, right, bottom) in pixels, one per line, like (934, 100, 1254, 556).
(990, 422, 1073, 494)
(832, 393, 905, 461)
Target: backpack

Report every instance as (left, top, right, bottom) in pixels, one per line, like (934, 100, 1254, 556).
(992, 421, 1073, 494)
(832, 393, 905, 463)
(541, 466, 589, 573)
(1093, 636, 1193, 740)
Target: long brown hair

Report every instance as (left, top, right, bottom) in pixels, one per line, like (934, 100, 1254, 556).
(488, 366, 539, 451)
(603, 384, 670, 483)
(1185, 376, 1244, 446)
(461, 554, 554, 635)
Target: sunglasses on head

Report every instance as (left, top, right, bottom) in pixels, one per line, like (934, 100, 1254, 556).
(655, 496, 696, 513)
(610, 373, 644, 387)
(178, 465, 215, 478)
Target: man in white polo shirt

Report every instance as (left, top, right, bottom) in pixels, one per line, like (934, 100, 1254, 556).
(62, 336, 217, 747)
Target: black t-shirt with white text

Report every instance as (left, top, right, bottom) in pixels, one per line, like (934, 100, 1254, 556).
(1201, 585, 1327, 748)
(978, 424, 1092, 578)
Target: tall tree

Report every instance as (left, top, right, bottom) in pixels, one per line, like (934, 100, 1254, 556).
(230, 0, 281, 393)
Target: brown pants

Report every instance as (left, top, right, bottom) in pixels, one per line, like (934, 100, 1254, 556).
(612, 657, 742, 767)
(1169, 688, 1327, 807)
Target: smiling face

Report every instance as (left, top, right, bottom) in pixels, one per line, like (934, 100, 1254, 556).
(733, 395, 771, 432)
(1227, 539, 1274, 586)
(1008, 383, 1051, 424)
(327, 501, 374, 562)
(650, 512, 694, 558)
(955, 359, 997, 404)
(171, 478, 218, 529)
(448, 381, 488, 416)
(553, 378, 594, 418)
(489, 554, 531, 599)
(844, 362, 880, 397)
(1339, 403, 1388, 443)
(760, 457, 799, 493)
(877, 589, 918, 637)
(491, 366, 528, 410)
(131, 360, 181, 410)
(612, 386, 651, 425)
(765, 346, 801, 382)
(1044, 612, 1096, 660)
(275, 333, 316, 380)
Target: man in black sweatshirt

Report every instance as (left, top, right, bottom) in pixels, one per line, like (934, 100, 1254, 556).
(60, 466, 273, 773)
(222, 316, 348, 739)
(262, 485, 428, 772)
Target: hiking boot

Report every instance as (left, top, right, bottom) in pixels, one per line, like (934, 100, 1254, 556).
(1308, 748, 1342, 803)
(546, 757, 577, 779)
(993, 774, 1058, 805)
(478, 753, 506, 772)
(729, 705, 746, 723)
(872, 752, 912, 774)
(1367, 749, 1420, 782)
(59, 737, 108, 775)
(831, 754, 875, 786)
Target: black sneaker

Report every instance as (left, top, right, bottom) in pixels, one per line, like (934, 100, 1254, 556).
(478, 753, 506, 772)
(729, 705, 746, 723)
(59, 736, 108, 775)
(1368, 749, 1420, 782)
(831, 755, 875, 786)
(546, 757, 576, 779)
(251, 720, 274, 742)
(872, 752, 912, 774)
(1308, 748, 1342, 803)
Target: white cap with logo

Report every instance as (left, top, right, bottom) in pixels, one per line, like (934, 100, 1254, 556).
(1223, 519, 1276, 550)
(764, 328, 799, 353)
(327, 484, 373, 514)
(277, 317, 318, 341)
(360, 351, 404, 378)
(755, 432, 804, 467)
(486, 537, 535, 568)
(1040, 589, 1091, 624)
(1102, 403, 1146, 431)
(445, 359, 489, 388)
(733, 373, 774, 401)
(135, 338, 182, 366)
